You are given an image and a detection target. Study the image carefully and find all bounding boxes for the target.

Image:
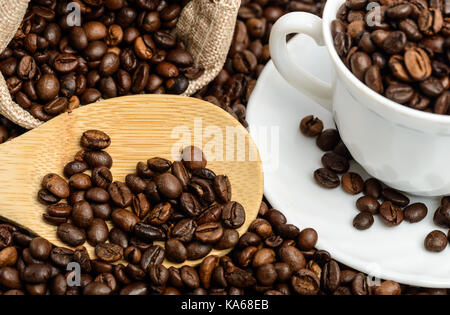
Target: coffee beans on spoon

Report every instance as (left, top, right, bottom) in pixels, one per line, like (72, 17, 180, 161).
(38, 130, 245, 264)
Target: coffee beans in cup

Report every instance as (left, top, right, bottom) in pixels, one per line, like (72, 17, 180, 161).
(332, 0, 450, 115)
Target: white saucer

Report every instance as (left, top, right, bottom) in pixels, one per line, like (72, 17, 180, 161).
(246, 34, 450, 288)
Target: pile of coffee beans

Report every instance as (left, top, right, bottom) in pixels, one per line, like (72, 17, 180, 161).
(39, 130, 245, 264)
(0, 0, 199, 122)
(193, 0, 327, 128)
(301, 114, 450, 253)
(2, 200, 449, 295)
(332, 0, 450, 114)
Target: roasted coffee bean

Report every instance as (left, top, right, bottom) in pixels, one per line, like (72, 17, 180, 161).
(195, 223, 224, 244)
(424, 230, 448, 252)
(341, 172, 364, 195)
(109, 181, 133, 208)
(316, 129, 340, 151)
(38, 189, 61, 204)
(171, 219, 197, 243)
(126, 174, 147, 194)
(147, 202, 172, 226)
(87, 218, 109, 246)
(182, 146, 207, 170)
(353, 212, 374, 230)
(363, 178, 382, 199)
(91, 166, 113, 189)
(47, 203, 72, 217)
(300, 115, 324, 137)
(155, 173, 182, 199)
(189, 177, 215, 205)
(83, 282, 112, 295)
(133, 222, 165, 242)
(22, 263, 53, 283)
(186, 242, 212, 260)
(69, 173, 92, 190)
(57, 223, 86, 246)
(314, 168, 340, 188)
(404, 203, 428, 223)
(222, 201, 245, 229)
(379, 201, 404, 226)
(44, 97, 68, 115)
(109, 228, 129, 249)
(147, 157, 172, 173)
(356, 196, 380, 214)
(297, 228, 318, 251)
(95, 243, 123, 263)
(196, 204, 222, 226)
(165, 238, 188, 263)
(278, 245, 306, 272)
(191, 168, 216, 180)
(214, 229, 239, 250)
(29, 237, 52, 261)
(381, 188, 410, 207)
(112, 209, 140, 232)
(132, 193, 150, 219)
(140, 245, 165, 270)
(63, 160, 88, 178)
(171, 161, 189, 190)
(84, 151, 113, 168)
(86, 187, 110, 203)
(291, 268, 320, 295)
(41, 173, 70, 199)
(53, 53, 79, 73)
(434, 204, 450, 228)
(350, 51, 372, 81)
(214, 175, 232, 203)
(321, 152, 349, 174)
(81, 130, 111, 150)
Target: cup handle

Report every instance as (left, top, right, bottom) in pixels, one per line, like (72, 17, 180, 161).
(269, 12, 333, 111)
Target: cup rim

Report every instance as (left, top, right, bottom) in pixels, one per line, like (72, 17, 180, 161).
(322, 0, 450, 125)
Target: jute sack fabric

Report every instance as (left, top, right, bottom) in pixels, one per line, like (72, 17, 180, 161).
(0, 0, 240, 129)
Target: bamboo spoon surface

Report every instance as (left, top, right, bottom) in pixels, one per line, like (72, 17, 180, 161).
(0, 95, 263, 267)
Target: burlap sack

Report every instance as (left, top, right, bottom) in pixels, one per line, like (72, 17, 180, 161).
(0, 0, 240, 129)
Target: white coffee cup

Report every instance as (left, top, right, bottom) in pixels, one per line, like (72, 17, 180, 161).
(269, 0, 450, 197)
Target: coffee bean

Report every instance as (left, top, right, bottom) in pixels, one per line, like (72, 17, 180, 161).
(47, 203, 72, 218)
(41, 173, 69, 199)
(214, 229, 239, 250)
(314, 168, 340, 189)
(195, 223, 224, 244)
(291, 269, 320, 295)
(317, 130, 340, 152)
(352, 273, 369, 295)
(171, 218, 197, 243)
(379, 201, 404, 226)
(381, 188, 410, 207)
(125, 174, 147, 194)
(140, 245, 165, 270)
(69, 173, 92, 190)
(297, 228, 318, 251)
(214, 175, 232, 203)
(321, 152, 349, 174)
(222, 201, 245, 229)
(84, 150, 113, 168)
(404, 203, 428, 223)
(165, 238, 188, 263)
(95, 243, 123, 263)
(433, 204, 450, 228)
(57, 223, 86, 246)
(63, 160, 89, 177)
(91, 166, 113, 189)
(341, 172, 364, 195)
(86, 187, 110, 203)
(155, 173, 182, 199)
(133, 222, 165, 242)
(186, 242, 212, 260)
(424, 230, 448, 252)
(109, 228, 129, 249)
(299, 115, 324, 137)
(147, 202, 172, 226)
(111, 209, 140, 232)
(356, 196, 380, 214)
(353, 212, 374, 230)
(363, 178, 382, 199)
(81, 130, 111, 150)
(109, 181, 133, 208)
(374, 280, 402, 295)
(182, 146, 207, 170)
(29, 237, 52, 261)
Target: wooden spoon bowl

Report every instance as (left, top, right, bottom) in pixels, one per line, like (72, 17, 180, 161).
(0, 95, 263, 267)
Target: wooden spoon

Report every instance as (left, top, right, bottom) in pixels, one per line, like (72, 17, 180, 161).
(0, 95, 263, 267)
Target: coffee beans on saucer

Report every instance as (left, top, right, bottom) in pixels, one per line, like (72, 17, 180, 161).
(38, 130, 245, 264)
(301, 114, 450, 253)
(332, 0, 450, 115)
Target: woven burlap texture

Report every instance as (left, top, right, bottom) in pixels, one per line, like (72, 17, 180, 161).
(0, 0, 240, 129)
(0, 0, 42, 129)
(177, 0, 240, 96)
